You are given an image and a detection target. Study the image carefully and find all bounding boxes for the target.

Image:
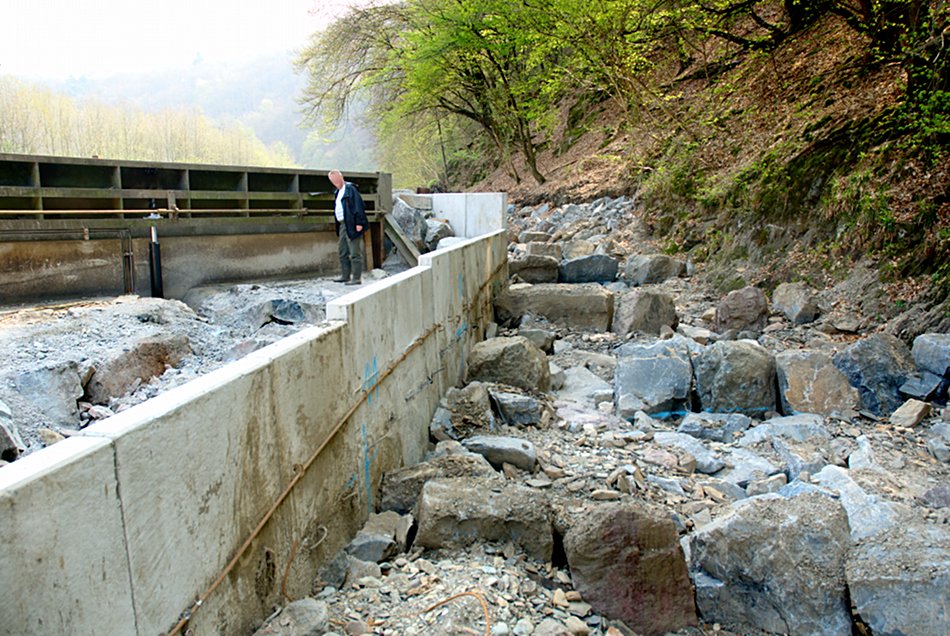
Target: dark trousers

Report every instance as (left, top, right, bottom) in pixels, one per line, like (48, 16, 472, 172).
(338, 230, 364, 281)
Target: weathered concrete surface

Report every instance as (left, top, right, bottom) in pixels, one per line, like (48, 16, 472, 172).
(2, 222, 509, 635)
(495, 283, 614, 331)
(0, 437, 136, 635)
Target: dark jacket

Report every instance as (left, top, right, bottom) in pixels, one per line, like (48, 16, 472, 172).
(334, 182, 369, 239)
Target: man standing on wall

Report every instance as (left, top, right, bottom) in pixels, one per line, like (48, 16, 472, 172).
(328, 169, 369, 285)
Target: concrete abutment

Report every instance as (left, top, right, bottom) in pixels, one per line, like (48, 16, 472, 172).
(0, 193, 507, 635)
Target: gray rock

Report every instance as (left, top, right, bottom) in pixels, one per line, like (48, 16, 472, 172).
(508, 254, 560, 284)
(392, 199, 428, 252)
(813, 466, 902, 541)
(518, 327, 555, 354)
(554, 366, 613, 409)
(912, 332, 950, 377)
(14, 362, 84, 424)
(654, 432, 725, 474)
(746, 473, 788, 496)
(466, 337, 550, 392)
(694, 341, 776, 416)
(614, 339, 692, 419)
(739, 414, 834, 480)
(776, 350, 861, 417)
(415, 478, 552, 560)
(488, 389, 542, 427)
(900, 371, 948, 403)
(244, 299, 322, 329)
(0, 399, 24, 461)
(561, 239, 596, 260)
(928, 424, 950, 462)
(345, 511, 413, 563)
(253, 598, 329, 636)
(697, 478, 748, 502)
(772, 282, 819, 324)
(495, 283, 614, 332)
(677, 413, 752, 444)
(848, 435, 878, 471)
(688, 493, 852, 636)
(526, 241, 562, 260)
(612, 289, 678, 336)
(431, 382, 497, 441)
(833, 333, 916, 416)
(920, 485, 950, 508)
(424, 218, 454, 251)
(624, 254, 686, 286)
(533, 618, 572, 636)
(379, 453, 499, 514)
(846, 522, 950, 636)
(558, 254, 619, 284)
(718, 447, 783, 487)
(564, 503, 697, 635)
(435, 236, 468, 251)
(429, 406, 456, 442)
(715, 286, 769, 334)
(462, 435, 537, 471)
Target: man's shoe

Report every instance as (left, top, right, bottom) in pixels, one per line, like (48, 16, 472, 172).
(333, 277, 348, 283)
(345, 279, 361, 286)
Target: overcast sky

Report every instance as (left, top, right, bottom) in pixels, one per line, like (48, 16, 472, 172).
(0, 0, 358, 80)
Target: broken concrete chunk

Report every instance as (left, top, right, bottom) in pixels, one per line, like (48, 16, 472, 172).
(466, 337, 550, 392)
(379, 452, 499, 514)
(414, 478, 552, 560)
(85, 334, 192, 404)
(565, 502, 697, 635)
(623, 253, 686, 286)
(509, 254, 560, 284)
(494, 283, 614, 332)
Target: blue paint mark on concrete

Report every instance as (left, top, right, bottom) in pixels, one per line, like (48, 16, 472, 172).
(363, 356, 380, 406)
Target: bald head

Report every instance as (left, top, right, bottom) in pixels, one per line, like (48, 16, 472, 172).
(328, 170, 344, 189)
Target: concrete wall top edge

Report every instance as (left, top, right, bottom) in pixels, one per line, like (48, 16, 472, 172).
(0, 436, 111, 492)
(81, 321, 345, 440)
(326, 264, 432, 322)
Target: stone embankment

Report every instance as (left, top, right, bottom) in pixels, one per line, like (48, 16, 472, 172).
(255, 196, 948, 636)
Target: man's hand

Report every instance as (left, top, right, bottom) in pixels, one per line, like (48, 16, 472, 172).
(356, 224, 363, 232)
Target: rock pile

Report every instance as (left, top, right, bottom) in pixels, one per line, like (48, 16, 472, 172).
(261, 196, 948, 636)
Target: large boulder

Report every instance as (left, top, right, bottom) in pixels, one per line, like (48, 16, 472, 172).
(776, 350, 861, 417)
(424, 218, 454, 251)
(558, 254, 619, 284)
(694, 341, 776, 416)
(508, 254, 560, 284)
(612, 289, 678, 336)
(415, 478, 553, 560)
(833, 333, 915, 416)
(564, 503, 697, 636)
(812, 465, 903, 541)
(772, 282, 820, 324)
(624, 254, 686, 286)
(391, 198, 428, 252)
(495, 283, 614, 332)
(614, 339, 692, 419)
(466, 336, 550, 392)
(715, 286, 769, 334)
(912, 332, 950, 377)
(846, 522, 950, 636)
(688, 492, 852, 636)
(379, 452, 499, 514)
(561, 239, 596, 260)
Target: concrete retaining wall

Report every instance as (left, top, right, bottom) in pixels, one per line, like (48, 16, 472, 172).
(0, 194, 507, 636)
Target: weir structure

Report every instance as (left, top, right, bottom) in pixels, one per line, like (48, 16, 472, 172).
(0, 153, 393, 302)
(0, 159, 509, 634)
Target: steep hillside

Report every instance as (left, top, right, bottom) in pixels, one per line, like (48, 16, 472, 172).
(470, 10, 948, 336)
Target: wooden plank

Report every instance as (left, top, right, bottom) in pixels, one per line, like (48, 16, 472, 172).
(383, 214, 420, 267)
